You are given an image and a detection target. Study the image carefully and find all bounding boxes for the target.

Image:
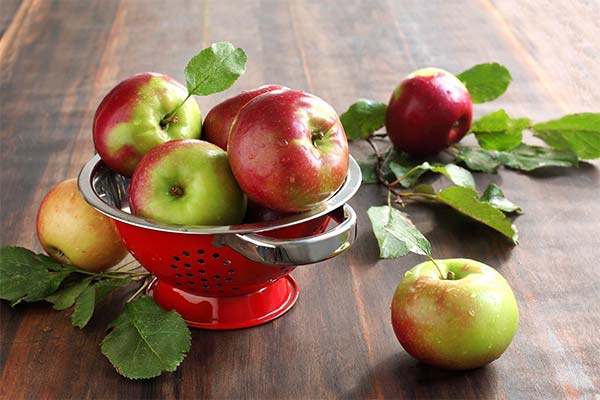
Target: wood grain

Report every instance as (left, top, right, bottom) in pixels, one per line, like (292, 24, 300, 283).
(1, 0, 599, 398)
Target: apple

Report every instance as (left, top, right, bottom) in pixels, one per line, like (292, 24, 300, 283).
(129, 139, 246, 226)
(391, 258, 518, 370)
(93, 72, 202, 177)
(36, 178, 128, 271)
(202, 84, 285, 150)
(228, 89, 349, 212)
(385, 68, 472, 155)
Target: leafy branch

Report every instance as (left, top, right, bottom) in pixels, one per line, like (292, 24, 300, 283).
(342, 62, 600, 254)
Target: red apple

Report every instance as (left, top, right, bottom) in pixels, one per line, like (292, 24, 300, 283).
(36, 179, 128, 271)
(129, 139, 246, 226)
(228, 89, 349, 212)
(385, 68, 472, 155)
(202, 84, 285, 150)
(93, 72, 202, 177)
(391, 258, 519, 370)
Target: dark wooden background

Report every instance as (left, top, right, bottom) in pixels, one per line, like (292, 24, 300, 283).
(1, 0, 599, 399)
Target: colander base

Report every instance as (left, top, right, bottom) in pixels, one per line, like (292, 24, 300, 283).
(146, 275, 299, 330)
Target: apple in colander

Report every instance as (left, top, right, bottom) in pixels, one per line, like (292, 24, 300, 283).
(202, 84, 285, 151)
(129, 139, 247, 226)
(228, 88, 349, 212)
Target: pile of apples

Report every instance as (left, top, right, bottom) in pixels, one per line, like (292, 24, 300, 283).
(37, 73, 349, 270)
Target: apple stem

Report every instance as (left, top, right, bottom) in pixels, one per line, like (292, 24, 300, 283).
(427, 256, 446, 280)
(161, 93, 192, 128)
(126, 277, 151, 303)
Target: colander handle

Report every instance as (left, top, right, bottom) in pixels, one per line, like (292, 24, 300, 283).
(222, 204, 357, 266)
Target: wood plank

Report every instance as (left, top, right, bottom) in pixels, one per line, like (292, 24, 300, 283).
(0, 0, 598, 398)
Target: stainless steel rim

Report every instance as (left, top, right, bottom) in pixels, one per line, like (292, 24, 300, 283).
(78, 154, 362, 235)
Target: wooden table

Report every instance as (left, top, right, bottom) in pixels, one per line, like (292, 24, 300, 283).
(1, 1, 599, 398)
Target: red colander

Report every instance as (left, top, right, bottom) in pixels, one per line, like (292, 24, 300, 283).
(78, 155, 361, 329)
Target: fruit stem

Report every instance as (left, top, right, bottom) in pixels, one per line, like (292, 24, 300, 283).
(160, 93, 192, 128)
(126, 278, 151, 303)
(427, 255, 446, 280)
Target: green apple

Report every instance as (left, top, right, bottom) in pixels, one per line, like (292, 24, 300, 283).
(36, 179, 129, 271)
(93, 72, 202, 177)
(129, 139, 246, 226)
(391, 258, 519, 370)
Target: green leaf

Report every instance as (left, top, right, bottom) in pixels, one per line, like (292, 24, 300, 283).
(0, 247, 72, 303)
(71, 278, 131, 329)
(389, 161, 475, 189)
(437, 186, 518, 243)
(367, 205, 431, 259)
(340, 99, 387, 140)
(184, 42, 247, 96)
(388, 161, 427, 188)
(498, 144, 578, 171)
(413, 184, 436, 195)
(457, 63, 512, 103)
(429, 164, 476, 189)
(357, 158, 379, 184)
(101, 295, 191, 379)
(456, 146, 503, 173)
(472, 109, 530, 151)
(480, 184, 522, 213)
(45, 277, 93, 310)
(532, 113, 600, 159)
(71, 285, 96, 328)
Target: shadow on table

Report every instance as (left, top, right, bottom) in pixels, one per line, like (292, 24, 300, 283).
(344, 353, 500, 399)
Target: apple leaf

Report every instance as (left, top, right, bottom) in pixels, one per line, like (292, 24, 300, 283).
(437, 186, 518, 243)
(101, 295, 191, 379)
(480, 184, 522, 214)
(71, 278, 131, 329)
(184, 42, 247, 96)
(532, 113, 600, 159)
(71, 285, 96, 328)
(0, 247, 73, 304)
(471, 109, 530, 151)
(46, 277, 93, 310)
(457, 63, 512, 103)
(357, 158, 379, 184)
(390, 161, 475, 189)
(456, 144, 578, 172)
(497, 144, 578, 171)
(340, 99, 387, 140)
(455, 146, 503, 173)
(367, 205, 431, 259)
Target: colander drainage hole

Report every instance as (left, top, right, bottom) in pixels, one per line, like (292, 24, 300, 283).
(227, 269, 235, 274)
(216, 283, 222, 287)
(197, 249, 205, 255)
(199, 269, 206, 274)
(201, 278, 208, 282)
(213, 275, 221, 280)
(232, 287, 239, 291)
(173, 256, 181, 261)
(186, 273, 193, 277)
(187, 281, 195, 285)
(182, 250, 190, 257)
(224, 260, 231, 266)
(212, 253, 220, 259)
(225, 277, 233, 282)
(176, 273, 182, 278)
(184, 263, 192, 268)
(197, 259, 205, 264)
(170, 264, 178, 269)
(202, 285, 209, 289)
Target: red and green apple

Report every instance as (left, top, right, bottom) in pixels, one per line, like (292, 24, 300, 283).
(93, 72, 202, 177)
(202, 84, 285, 150)
(129, 139, 246, 226)
(36, 178, 129, 272)
(385, 68, 472, 155)
(391, 258, 518, 370)
(228, 89, 349, 212)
